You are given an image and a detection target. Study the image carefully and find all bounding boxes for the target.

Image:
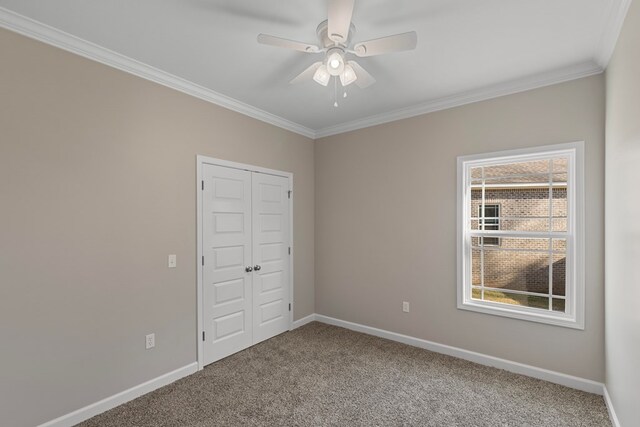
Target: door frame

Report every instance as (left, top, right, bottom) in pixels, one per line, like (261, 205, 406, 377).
(196, 155, 293, 371)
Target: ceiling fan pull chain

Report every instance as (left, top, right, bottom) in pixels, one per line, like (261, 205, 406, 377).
(334, 77, 339, 107)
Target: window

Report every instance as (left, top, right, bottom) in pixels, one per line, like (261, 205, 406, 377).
(478, 204, 500, 246)
(457, 142, 584, 329)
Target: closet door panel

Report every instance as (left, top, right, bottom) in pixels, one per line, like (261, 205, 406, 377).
(252, 173, 290, 344)
(202, 165, 253, 365)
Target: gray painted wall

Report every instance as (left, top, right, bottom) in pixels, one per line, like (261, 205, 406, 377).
(0, 28, 315, 427)
(0, 17, 618, 427)
(315, 75, 605, 381)
(605, 0, 640, 425)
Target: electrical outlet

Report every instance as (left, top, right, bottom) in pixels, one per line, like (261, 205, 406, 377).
(402, 301, 410, 313)
(168, 254, 177, 268)
(145, 333, 155, 349)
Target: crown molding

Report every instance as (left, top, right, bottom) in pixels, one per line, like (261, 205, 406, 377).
(0, 7, 316, 139)
(1, 3, 627, 141)
(595, 0, 633, 68)
(314, 61, 603, 138)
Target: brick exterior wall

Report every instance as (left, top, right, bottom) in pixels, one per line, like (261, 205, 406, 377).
(471, 188, 566, 296)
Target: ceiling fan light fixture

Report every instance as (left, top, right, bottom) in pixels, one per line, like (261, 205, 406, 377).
(258, 0, 418, 96)
(326, 49, 345, 76)
(313, 64, 331, 86)
(340, 64, 357, 86)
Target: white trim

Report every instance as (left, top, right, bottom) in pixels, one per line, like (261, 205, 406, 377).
(595, 0, 633, 68)
(0, 4, 627, 139)
(314, 314, 603, 395)
(38, 362, 198, 427)
(196, 158, 204, 370)
(34, 319, 613, 426)
(314, 62, 602, 138)
(603, 386, 622, 427)
(196, 155, 293, 371)
(292, 313, 317, 329)
(456, 142, 585, 329)
(288, 178, 295, 329)
(0, 7, 315, 139)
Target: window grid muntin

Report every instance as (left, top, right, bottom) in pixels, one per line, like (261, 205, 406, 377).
(547, 159, 554, 309)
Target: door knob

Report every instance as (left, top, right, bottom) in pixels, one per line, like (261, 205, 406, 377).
(254, 265, 261, 271)
(245, 266, 253, 272)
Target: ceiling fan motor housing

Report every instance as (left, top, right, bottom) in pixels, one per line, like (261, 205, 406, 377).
(316, 20, 356, 49)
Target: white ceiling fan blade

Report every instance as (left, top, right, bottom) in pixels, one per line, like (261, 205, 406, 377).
(328, 0, 355, 44)
(347, 60, 375, 88)
(257, 34, 320, 53)
(353, 31, 417, 57)
(290, 62, 323, 84)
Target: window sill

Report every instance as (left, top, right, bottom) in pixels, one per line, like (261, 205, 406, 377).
(458, 299, 584, 330)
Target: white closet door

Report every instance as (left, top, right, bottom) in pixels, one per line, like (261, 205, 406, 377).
(251, 172, 290, 344)
(202, 164, 253, 365)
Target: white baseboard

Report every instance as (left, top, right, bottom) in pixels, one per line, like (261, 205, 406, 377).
(292, 313, 317, 329)
(314, 314, 604, 395)
(38, 362, 198, 427)
(37, 318, 610, 426)
(603, 386, 621, 427)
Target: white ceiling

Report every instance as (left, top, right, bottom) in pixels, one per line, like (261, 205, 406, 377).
(0, 0, 629, 137)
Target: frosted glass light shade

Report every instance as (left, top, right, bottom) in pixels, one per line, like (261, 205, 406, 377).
(340, 64, 357, 86)
(313, 65, 331, 86)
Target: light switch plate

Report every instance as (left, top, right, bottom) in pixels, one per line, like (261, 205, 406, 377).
(402, 301, 410, 313)
(168, 254, 177, 268)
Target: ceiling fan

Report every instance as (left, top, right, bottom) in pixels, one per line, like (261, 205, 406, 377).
(257, 0, 417, 91)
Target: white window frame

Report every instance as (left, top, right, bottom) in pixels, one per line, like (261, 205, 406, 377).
(456, 142, 585, 329)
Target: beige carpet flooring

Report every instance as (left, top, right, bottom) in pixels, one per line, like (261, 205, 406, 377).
(78, 322, 610, 426)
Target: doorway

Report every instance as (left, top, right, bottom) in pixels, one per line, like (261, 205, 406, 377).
(196, 156, 293, 368)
